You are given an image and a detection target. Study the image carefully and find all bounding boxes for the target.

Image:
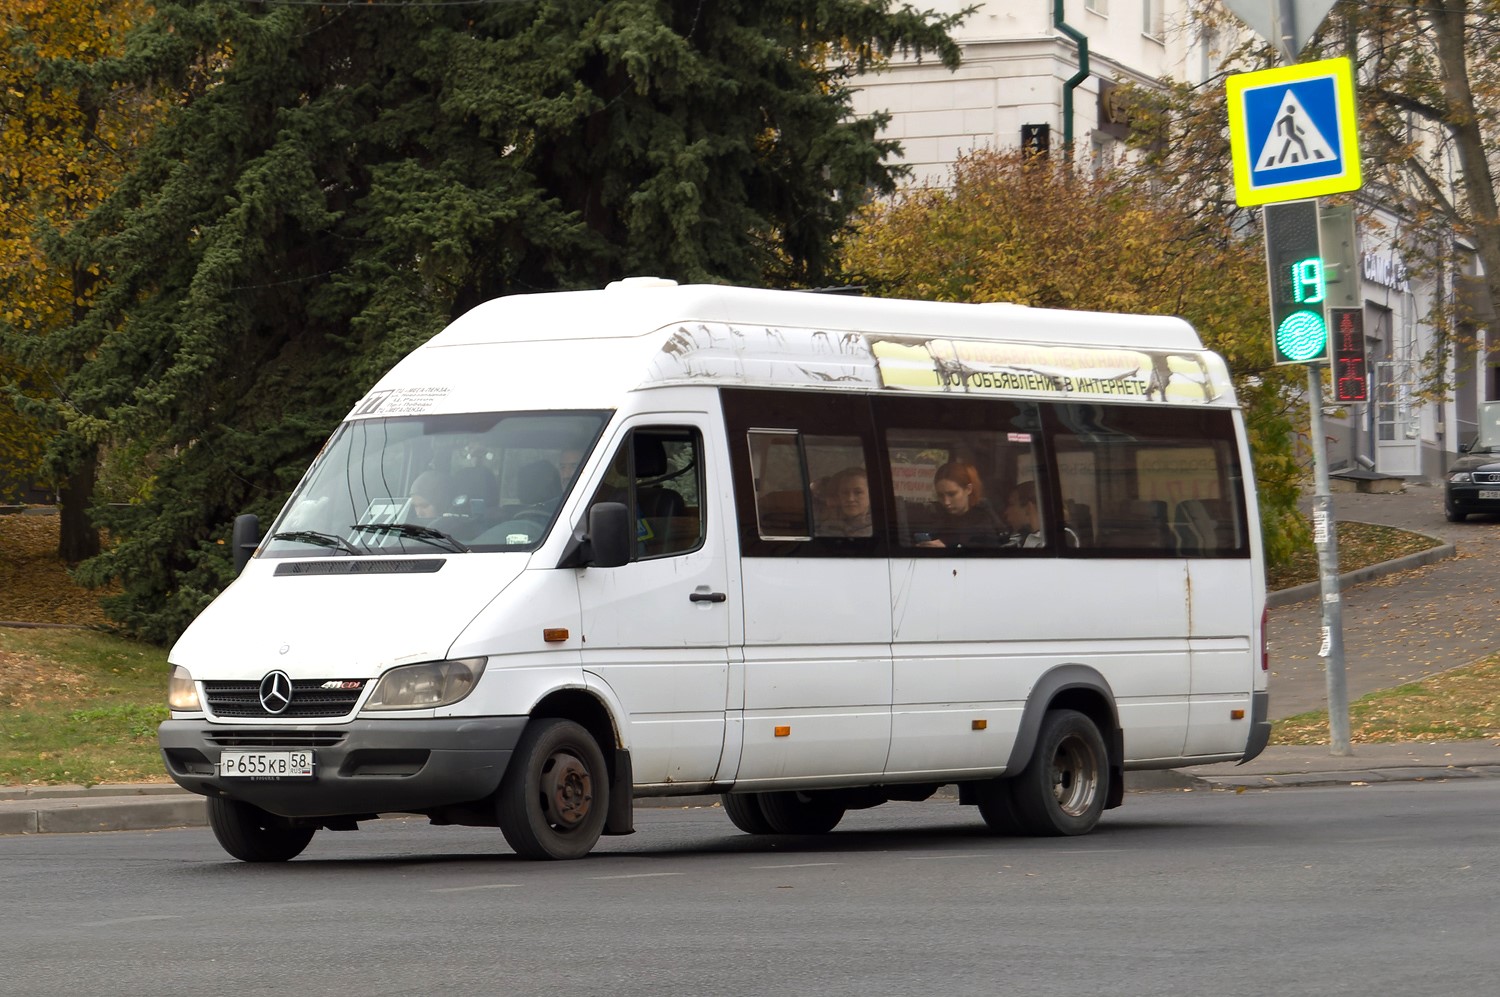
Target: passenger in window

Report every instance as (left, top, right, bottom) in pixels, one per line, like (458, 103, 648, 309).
(819, 466, 873, 537)
(915, 461, 1006, 548)
(1004, 481, 1046, 548)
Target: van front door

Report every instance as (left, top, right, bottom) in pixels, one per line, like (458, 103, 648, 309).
(576, 421, 733, 790)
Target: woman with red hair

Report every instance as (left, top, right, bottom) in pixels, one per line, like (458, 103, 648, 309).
(915, 460, 1007, 549)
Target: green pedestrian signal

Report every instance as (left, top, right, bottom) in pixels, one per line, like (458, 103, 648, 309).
(1264, 200, 1329, 365)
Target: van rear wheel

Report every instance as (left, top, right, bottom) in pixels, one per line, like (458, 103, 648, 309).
(758, 790, 846, 834)
(1009, 709, 1107, 836)
(206, 797, 316, 862)
(720, 792, 776, 834)
(497, 718, 609, 860)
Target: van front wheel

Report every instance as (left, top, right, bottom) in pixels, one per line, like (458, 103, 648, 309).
(206, 797, 316, 862)
(1009, 709, 1107, 836)
(497, 718, 609, 860)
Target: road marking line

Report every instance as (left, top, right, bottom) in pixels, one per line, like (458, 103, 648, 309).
(590, 872, 686, 880)
(908, 853, 987, 860)
(79, 915, 182, 927)
(753, 862, 841, 869)
(430, 884, 521, 893)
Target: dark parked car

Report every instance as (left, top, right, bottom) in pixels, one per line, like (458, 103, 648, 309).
(1446, 403, 1500, 522)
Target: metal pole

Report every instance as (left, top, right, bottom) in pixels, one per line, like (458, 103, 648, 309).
(1273, 0, 1297, 64)
(1306, 363, 1352, 754)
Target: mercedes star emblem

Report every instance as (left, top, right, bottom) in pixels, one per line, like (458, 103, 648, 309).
(258, 670, 293, 715)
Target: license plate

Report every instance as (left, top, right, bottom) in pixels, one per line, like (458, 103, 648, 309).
(220, 750, 315, 779)
(1479, 490, 1500, 500)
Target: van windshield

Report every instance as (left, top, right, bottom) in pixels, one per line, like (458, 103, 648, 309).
(263, 411, 608, 557)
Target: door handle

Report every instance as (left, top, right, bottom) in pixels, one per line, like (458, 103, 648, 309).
(689, 590, 727, 603)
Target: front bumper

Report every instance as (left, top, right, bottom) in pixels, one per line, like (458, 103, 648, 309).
(158, 716, 528, 818)
(1445, 483, 1500, 515)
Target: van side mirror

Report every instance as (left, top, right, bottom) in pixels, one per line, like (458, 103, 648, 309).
(231, 514, 260, 575)
(586, 502, 631, 568)
(1459, 439, 1473, 454)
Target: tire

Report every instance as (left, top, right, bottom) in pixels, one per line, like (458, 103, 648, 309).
(973, 778, 1024, 835)
(497, 718, 609, 860)
(757, 790, 846, 835)
(1445, 506, 1466, 522)
(206, 797, 316, 862)
(1008, 709, 1108, 837)
(720, 792, 776, 834)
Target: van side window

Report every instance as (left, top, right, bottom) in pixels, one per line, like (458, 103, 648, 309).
(1049, 404, 1247, 557)
(722, 388, 882, 555)
(589, 428, 705, 559)
(746, 430, 812, 539)
(745, 430, 870, 540)
(874, 395, 1045, 553)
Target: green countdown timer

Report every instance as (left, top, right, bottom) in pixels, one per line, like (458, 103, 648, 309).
(1273, 254, 1328, 362)
(1276, 309, 1328, 362)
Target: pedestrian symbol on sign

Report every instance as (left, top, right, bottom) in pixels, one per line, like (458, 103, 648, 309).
(1256, 91, 1336, 170)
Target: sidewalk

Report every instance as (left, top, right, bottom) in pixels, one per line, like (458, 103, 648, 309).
(4, 484, 1496, 836)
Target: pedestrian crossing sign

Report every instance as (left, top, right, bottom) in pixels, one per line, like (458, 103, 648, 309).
(1226, 58, 1361, 207)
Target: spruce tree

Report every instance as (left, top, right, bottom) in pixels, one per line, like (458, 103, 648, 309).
(43, 0, 961, 641)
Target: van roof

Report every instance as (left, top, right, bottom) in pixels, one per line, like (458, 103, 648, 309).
(353, 282, 1236, 417)
(431, 281, 1204, 350)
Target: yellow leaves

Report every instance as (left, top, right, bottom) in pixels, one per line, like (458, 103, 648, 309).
(1, 0, 163, 330)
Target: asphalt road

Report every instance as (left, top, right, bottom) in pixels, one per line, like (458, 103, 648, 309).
(2, 780, 1497, 997)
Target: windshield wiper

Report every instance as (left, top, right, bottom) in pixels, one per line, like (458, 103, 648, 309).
(270, 530, 363, 555)
(348, 522, 471, 553)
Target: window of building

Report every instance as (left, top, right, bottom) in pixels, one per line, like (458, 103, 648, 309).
(1143, 0, 1164, 39)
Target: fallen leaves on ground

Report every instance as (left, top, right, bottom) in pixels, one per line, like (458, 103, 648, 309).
(0, 513, 112, 626)
(1273, 657, 1500, 744)
(1265, 521, 1441, 591)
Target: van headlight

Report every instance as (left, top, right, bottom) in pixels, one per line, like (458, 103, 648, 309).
(1449, 471, 1472, 483)
(168, 665, 202, 711)
(365, 657, 487, 710)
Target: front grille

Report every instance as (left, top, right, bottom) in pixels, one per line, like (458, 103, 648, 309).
(1473, 471, 1500, 484)
(204, 679, 367, 719)
(204, 730, 348, 749)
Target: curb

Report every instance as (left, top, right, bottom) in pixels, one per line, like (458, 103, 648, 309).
(1180, 764, 1500, 790)
(1265, 537, 1456, 608)
(0, 793, 208, 836)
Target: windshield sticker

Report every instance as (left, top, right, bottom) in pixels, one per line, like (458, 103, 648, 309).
(348, 387, 452, 418)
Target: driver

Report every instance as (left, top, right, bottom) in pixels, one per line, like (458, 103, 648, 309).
(408, 471, 453, 521)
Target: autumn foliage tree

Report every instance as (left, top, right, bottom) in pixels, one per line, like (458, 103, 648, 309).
(0, 0, 164, 553)
(839, 149, 1308, 565)
(1143, 1, 1500, 397)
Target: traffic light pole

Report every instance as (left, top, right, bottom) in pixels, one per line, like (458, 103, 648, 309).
(1305, 363, 1352, 755)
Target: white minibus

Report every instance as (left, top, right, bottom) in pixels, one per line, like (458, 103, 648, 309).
(159, 279, 1270, 861)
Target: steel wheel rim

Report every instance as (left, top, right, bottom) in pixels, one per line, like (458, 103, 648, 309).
(538, 749, 593, 830)
(1049, 732, 1100, 818)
